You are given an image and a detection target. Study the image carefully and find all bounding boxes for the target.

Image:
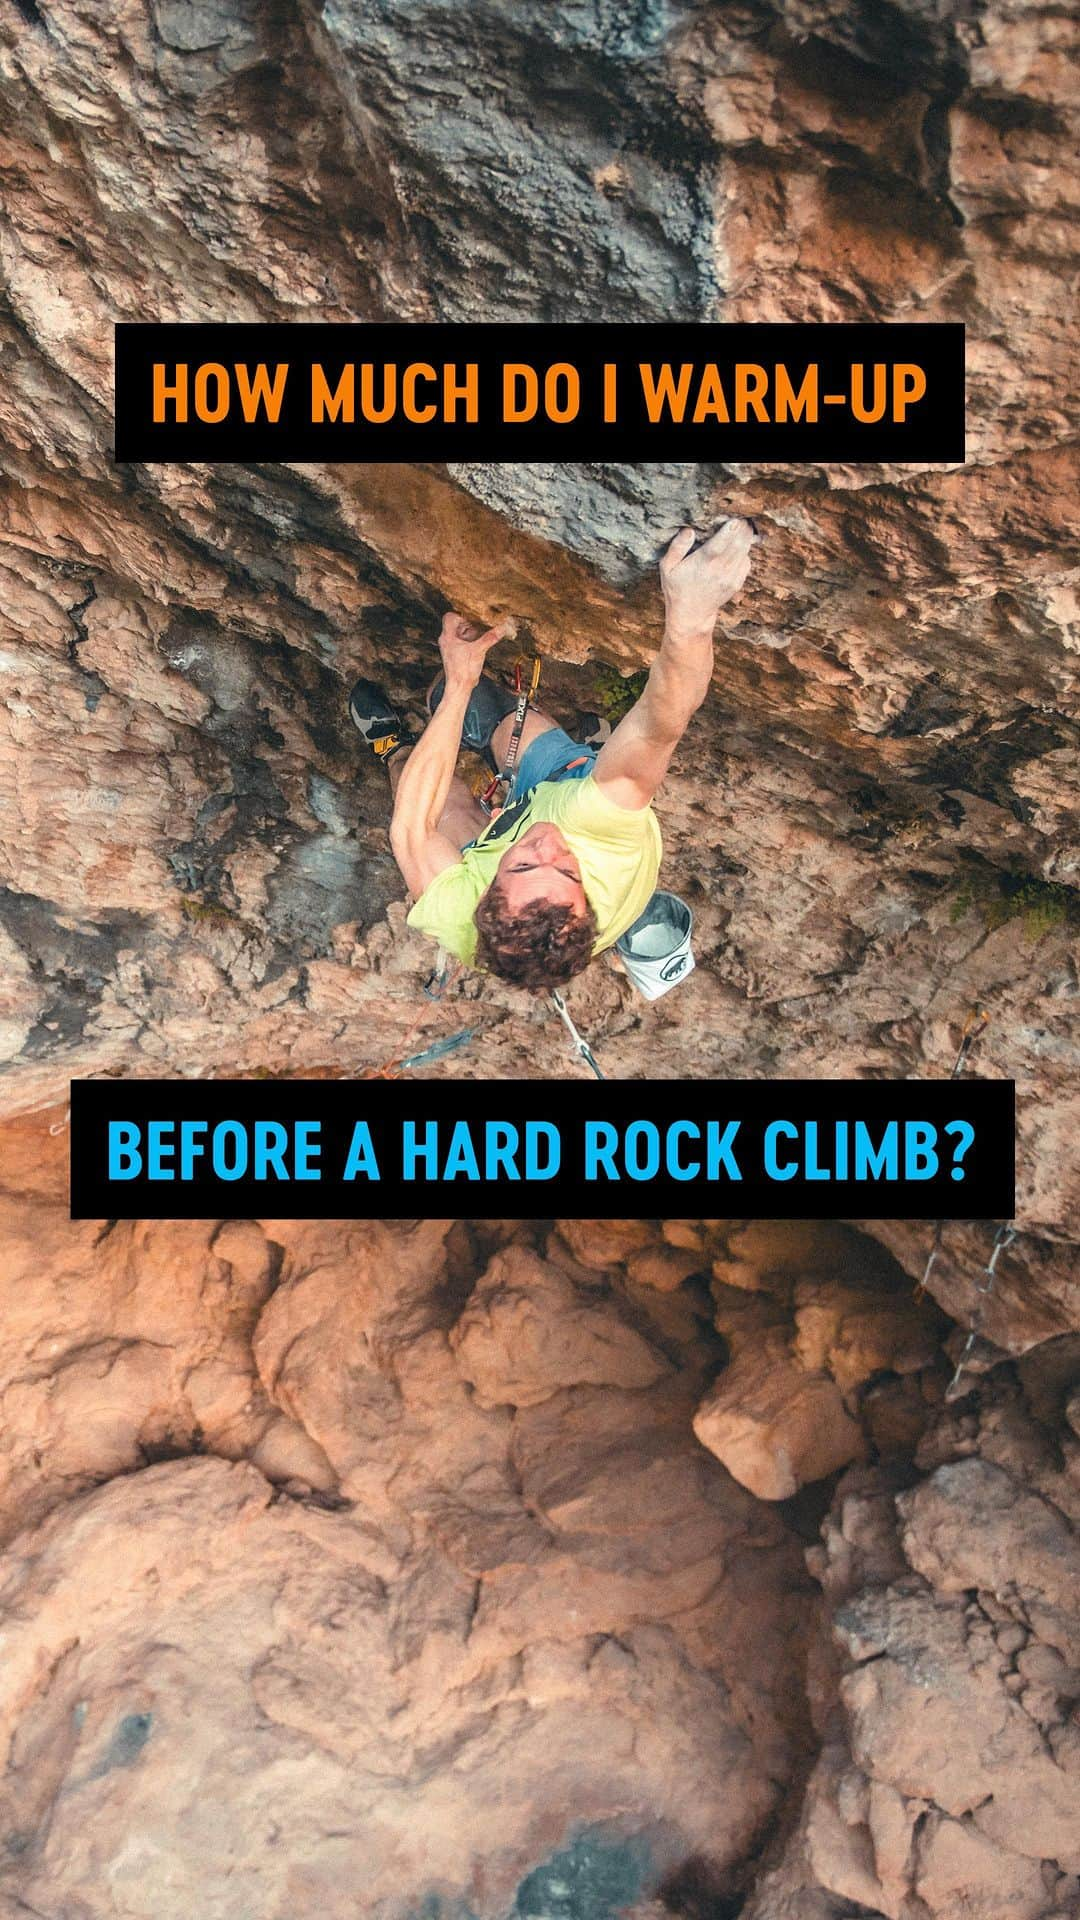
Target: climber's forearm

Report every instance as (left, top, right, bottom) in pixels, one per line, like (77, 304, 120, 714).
(593, 619, 714, 807)
(595, 519, 753, 807)
(389, 686, 472, 894)
(392, 684, 471, 836)
(638, 618, 715, 737)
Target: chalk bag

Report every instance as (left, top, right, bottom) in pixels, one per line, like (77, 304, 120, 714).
(614, 890, 695, 1001)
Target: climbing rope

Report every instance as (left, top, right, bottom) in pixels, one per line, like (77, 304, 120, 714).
(550, 990, 606, 1080)
(944, 1222, 1018, 1402)
(362, 957, 474, 1079)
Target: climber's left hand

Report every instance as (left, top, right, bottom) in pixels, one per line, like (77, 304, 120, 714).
(438, 611, 511, 692)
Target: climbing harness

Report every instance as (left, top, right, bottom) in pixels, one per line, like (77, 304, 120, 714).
(550, 990, 606, 1080)
(944, 1222, 1018, 1402)
(479, 654, 542, 815)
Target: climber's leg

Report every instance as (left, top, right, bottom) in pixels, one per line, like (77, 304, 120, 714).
(426, 672, 527, 772)
(347, 678, 411, 764)
(387, 747, 486, 850)
(428, 672, 605, 792)
(488, 700, 566, 771)
(348, 680, 485, 847)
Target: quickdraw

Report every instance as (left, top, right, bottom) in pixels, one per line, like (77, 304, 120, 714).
(550, 990, 606, 1080)
(362, 959, 473, 1079)
(479, 654, 542, 815)
(949, 1004, 990, 1079)
(362, 1024, 475, 1081)
(909, 1004, 1017, 1401)
(915, 1007, 992, 1304)
(944, 1222, 1018, 1401)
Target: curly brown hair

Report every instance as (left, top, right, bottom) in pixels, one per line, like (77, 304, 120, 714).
(473, 885, 598, 988)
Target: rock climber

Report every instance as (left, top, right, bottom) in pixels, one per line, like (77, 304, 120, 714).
(348, 520, 756, 989)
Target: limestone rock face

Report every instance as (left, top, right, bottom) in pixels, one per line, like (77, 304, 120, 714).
(1, 0, 1079, 1913)
(0, 1190, 823, 1918)
(695, 1220, 948, 1498)
(0, 1113, 280, 1544)
(448, 1245, 673, 1407)
(693, 1326, 865, 1499)
(0, 1455, 798, 1920)
(0, 0, 1076, 1279)
(0, 1175, 1076, 1918)
(745, 1341, 1080, 1920)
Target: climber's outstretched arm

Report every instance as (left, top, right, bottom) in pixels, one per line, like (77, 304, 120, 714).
(389, 615, 506, 896)
(389, 686, 473, 896)
(593, 521, 755, 810)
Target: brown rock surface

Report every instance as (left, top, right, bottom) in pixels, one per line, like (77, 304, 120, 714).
(0, 1182, 845, 1916)
(745, 1341, 1080, 1920)
(0, 1171, 1077, 1916)
(0, 1452, 803, 1920)
(0, 1112, 280, 1543)
(449, 1245, 673, 1408)
(0, 0, 1078, 1912)
(0, 0, 1076, 1282)
(694, 1222, 948, 1497)
(694, 1326, 867, 1500)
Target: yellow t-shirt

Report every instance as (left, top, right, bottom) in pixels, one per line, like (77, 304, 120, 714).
(406, 775, 662, 967)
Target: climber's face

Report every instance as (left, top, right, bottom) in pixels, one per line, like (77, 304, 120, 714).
(494, 824, 588, 917)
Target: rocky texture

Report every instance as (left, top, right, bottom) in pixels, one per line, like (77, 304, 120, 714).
(0, 1179, 822, 1917)
(744, 1337, 1080, 1920)
(0, 1171, 1077, 1917)
(1, 1, 1079, 1912)
(694, 1327, 868, 1499)
(0, 1455, 795, 1919)
(692, 1221, 945, 1497)
(0, 0, 1077, 1270)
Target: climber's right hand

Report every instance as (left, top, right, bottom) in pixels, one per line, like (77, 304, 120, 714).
(437, 611, 510, 692)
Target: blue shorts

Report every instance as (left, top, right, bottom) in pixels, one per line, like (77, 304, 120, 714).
(510, 727, 597, 799)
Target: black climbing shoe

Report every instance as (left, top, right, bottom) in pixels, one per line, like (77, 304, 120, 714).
(348, 678, 411, 764)
(577, 712, 612, 750)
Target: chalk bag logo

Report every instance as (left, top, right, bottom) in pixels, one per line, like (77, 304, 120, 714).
(615, 891, 695, 1002)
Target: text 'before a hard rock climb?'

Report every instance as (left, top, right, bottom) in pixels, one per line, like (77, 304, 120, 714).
(71, 1078, 1013, 1220)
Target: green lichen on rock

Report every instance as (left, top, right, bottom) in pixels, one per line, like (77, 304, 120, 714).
(949, 868, 1079, 942)
(591, 665, 648, 723)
